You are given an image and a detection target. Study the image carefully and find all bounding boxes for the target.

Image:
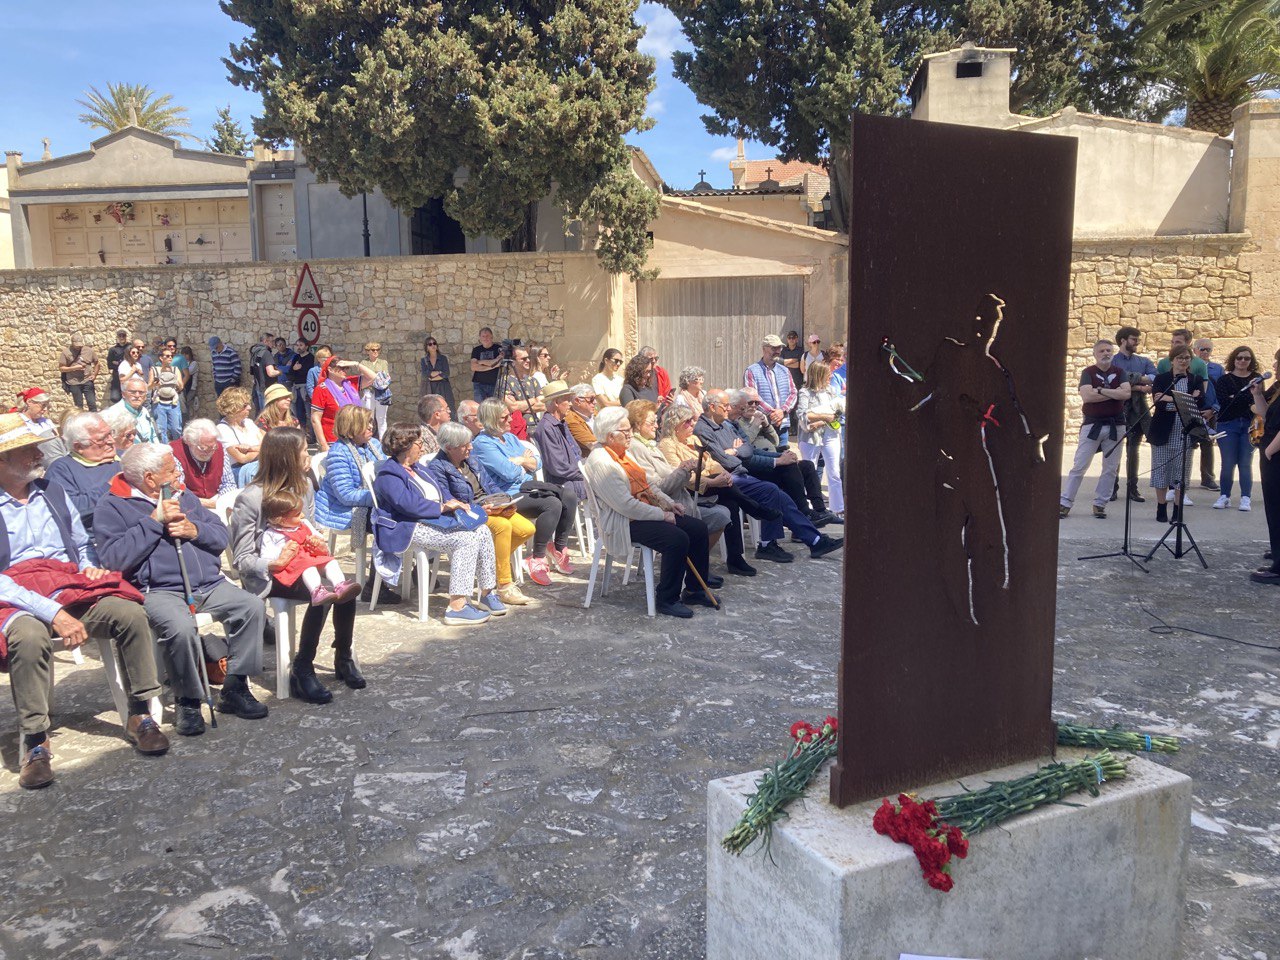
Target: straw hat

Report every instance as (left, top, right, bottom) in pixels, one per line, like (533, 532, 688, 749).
(0, 413, 54, 455)
(263, 383, 292, 406)
(540, 379, 572, 402)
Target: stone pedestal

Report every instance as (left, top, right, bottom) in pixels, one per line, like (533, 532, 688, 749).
(706, 751, 1191, 960)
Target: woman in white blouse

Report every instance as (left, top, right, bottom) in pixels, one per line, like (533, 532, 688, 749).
(215, 386, 265, 486)
(591, 348, 625, 407)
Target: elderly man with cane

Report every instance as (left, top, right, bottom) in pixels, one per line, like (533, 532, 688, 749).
(0, 414, 169, 789)
(95, 444, 267, 736)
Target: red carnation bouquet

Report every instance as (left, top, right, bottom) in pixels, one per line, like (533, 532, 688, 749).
(722, 714, 839, 856)
(872, 794, 968, 892)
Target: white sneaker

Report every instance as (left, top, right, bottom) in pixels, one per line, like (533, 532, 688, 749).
(1165, 490, 1175, 503)
(1165, 490, 1193, 505)
(1239, 496, 1252, 512)
(1213, 495, 1230, 509)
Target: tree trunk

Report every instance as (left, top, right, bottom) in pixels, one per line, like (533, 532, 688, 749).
(828, 143, 851, 235)
(1185, 97, 1237, 137)
(502, 201, 539, 253)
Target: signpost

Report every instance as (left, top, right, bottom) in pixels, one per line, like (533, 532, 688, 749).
(292, 262, 323, 346)
(297, 308, 321, 346)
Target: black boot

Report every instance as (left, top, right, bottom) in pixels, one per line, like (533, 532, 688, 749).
(217, 674, 269, 719)
(334, 655, 367, 690)
(1155, 502, 1168, 523)
(289, 662, 333, 704)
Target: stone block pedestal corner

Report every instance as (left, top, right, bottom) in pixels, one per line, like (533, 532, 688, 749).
(706, 752, 1191, 960)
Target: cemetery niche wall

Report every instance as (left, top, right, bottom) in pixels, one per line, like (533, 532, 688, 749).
(833, 114, 1077, 807)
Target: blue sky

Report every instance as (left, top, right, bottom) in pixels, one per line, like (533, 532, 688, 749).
(0, 2, 766, 191)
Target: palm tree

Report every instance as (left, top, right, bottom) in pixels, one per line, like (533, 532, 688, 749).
(76, 83, 198, 142)
(1147, 0, 1279, 39)
(1151, 8, 1280, 135)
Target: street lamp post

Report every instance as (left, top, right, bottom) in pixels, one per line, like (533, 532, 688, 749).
(361, 191, 371, 257)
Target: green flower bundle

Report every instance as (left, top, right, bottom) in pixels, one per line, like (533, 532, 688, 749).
(722, 716, 838, 856)
(1055, 722, 1179, 754)
(930, 749, 1129, 838)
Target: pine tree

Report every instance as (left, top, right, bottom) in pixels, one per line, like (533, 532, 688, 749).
(222, 0, 659, 278)
(77, 82, 197, 142)
(665, 0, 1167, 231)
(207, 106, 251, 155)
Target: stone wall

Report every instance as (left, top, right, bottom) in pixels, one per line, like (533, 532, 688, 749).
(1065, 233, 1257, 431)
(0, 252, 612, 426)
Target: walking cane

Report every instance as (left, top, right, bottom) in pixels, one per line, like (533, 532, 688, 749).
(684, 440, 721, 609)
(636, 459, 721, 611)
(164, 486, 218, 728)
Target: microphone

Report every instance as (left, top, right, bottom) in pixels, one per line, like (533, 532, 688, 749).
(1249, 372, 1273, 389)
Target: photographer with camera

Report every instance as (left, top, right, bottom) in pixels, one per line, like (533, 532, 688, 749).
(502, 343, 546, 429)
(1110, 326, 1157, 503)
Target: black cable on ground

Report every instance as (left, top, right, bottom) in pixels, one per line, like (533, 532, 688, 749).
(1140, 604, 1280, 652)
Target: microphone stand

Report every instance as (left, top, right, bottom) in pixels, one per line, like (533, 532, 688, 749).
(1079, 380, 1161, 572)
(1143, 392, 1209, 568)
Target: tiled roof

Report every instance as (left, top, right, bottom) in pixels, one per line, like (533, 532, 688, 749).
(740, 158, 827, 186)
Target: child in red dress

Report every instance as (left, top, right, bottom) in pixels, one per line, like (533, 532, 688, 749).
(261, 490, 360, 605)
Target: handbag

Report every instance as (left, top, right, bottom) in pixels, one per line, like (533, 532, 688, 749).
(422, 505, 487, 532)
(372, 371, 392, 405)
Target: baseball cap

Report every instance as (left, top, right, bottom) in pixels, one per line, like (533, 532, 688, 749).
(762, 334, 784, 347)
(207, 336, 221, 348)
(808, 334, 821, 343)
(18, 388, 49, 405)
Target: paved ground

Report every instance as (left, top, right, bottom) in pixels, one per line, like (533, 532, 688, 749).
(0, 448, 1276, 959)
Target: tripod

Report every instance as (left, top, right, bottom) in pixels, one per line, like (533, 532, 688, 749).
(1143, 392, 1209, 569)
(494, 355, 538, 425)
(1078, 412, 1149, 572)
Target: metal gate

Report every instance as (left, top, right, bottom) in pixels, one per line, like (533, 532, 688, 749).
(636, 276, 804, 391)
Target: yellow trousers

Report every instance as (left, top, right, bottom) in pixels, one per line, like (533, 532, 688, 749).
(487, 512, 535, 586)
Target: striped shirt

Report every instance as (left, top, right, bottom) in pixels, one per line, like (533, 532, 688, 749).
(210, 345, 243, 386)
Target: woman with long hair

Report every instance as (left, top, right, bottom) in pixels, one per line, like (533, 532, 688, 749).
(619, 354, 657, 405)
(228, 427, 366, 702)
(591, 348, 624, 407)
(1214, 345, 1260, 511)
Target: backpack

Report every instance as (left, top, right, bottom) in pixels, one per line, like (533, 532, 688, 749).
(249, 344, 271, 389)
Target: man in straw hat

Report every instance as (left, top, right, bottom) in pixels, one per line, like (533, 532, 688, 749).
(0, 414, 169, 789)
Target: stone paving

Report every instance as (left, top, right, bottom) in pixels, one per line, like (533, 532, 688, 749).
(0, 478, 1276, 959)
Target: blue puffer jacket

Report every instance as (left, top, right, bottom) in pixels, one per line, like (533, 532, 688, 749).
(314, 438, 383, 530)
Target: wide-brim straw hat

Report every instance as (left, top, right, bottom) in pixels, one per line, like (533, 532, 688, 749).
(263, 383, 292, 406)
(540, 379, 572, 402)
(0, 413, 56, 455)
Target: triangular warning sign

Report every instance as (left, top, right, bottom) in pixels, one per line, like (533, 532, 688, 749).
(292, 262, 323, 308)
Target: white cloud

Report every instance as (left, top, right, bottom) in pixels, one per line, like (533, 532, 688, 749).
(636, 4, 686, 61)
(709, 146, 738, 162)
(647, 94, 667, 116)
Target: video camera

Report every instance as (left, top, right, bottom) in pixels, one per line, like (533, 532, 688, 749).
(498, 337, 523, 361)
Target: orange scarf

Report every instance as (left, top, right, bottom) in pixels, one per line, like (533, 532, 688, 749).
(606, 445, 659, 506)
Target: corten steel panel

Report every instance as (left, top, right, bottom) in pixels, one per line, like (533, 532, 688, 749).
(831, 114, 1076, 808)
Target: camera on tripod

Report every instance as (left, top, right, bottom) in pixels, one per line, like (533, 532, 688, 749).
(498, 338, 523, 361)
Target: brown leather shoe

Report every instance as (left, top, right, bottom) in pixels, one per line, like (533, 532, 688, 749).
(19, 742, 54, 790)
(126, 715, 171, 756)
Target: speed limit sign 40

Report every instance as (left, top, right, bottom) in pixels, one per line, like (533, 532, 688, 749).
(297, 308, 321, 345)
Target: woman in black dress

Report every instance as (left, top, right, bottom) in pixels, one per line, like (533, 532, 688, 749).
(419, 336, 455, 409)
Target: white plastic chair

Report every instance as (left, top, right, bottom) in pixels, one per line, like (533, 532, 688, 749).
(312, 451, 368, 586)
(581, 479, 655, 618)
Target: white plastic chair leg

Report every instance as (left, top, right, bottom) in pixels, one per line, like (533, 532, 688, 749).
(641, 547, 656, 618)
(717, 534, 728, 563)
(583, 537, 604, 608)
(269, 598, 299, 700)
(415, 549, 431, 623)
(747, 516, 760, 548)
(96, 636, 163, 724)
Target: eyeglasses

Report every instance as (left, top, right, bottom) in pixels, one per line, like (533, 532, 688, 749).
(745, 400, 760, 406)
(426, 342, 437, 347)
(1196, 346, 1212, 353)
